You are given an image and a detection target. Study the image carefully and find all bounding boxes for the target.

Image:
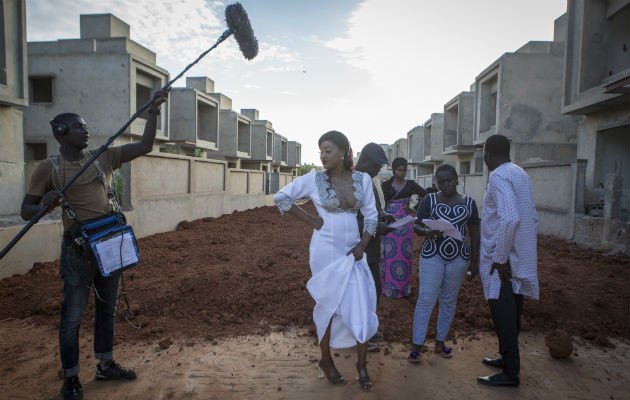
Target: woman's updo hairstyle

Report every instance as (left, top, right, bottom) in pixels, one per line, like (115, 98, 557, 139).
(318, 130, 353, 171)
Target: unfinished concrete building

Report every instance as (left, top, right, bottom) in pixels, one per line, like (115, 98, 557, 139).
(272, 133, 288, 172)
(472, 14, 580, 164)
(217, 110, 251, 168)
(406, 126, 433, 185)
(0, 0, 27, 216)
(240, 108, 274, 172)
(201, 91, 251, 168)
(422, 113, 458, 178)
(562, 0, 630, 252)
(22, 14, 170, 158)
(443, 91, 484, 176)
(285, 141, 301, 175)
(169, 77, 219, 155)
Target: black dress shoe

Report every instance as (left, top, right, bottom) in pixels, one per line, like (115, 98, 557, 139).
(482, 356, 505, 369)
(477, 372, 519, 387)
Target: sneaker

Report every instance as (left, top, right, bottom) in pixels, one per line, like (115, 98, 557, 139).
(61, 376, 83, 400)
(95, 360, 137, 381)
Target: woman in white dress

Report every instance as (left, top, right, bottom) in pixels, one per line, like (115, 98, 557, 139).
(274, 131, 379, 392)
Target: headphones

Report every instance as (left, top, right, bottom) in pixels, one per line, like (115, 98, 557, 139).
(50, 119, 68, 135)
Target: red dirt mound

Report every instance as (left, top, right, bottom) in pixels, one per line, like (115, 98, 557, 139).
(1, 204, 628, 346)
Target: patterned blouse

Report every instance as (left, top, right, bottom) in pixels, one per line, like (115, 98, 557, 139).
(416, 192, 480, 261)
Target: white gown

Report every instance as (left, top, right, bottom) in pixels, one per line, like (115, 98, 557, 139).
(274, 169, 379, 348)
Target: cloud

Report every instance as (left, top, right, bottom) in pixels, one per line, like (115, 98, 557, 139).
(26, 0, 304, 77)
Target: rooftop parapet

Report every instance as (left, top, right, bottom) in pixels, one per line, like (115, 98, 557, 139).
(80, 14, 130, 40)
(186, 76, 215, 93)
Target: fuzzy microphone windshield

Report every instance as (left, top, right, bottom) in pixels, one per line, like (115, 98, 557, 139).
(225, 2, 258, 60)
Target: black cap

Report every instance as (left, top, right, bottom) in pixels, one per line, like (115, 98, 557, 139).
(361, 142, 388, 165)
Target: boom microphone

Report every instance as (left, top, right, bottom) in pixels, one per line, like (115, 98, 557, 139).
(225, 3, 258, 60)
(0, 2, 259, 260)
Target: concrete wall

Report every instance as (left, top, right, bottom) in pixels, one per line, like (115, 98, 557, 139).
(0, 150, 288, 277)
(522, 160, 581, 239)
(0, 107, 25, 214)
(0, 0, 27, 216)
(458, 173, 485, 211)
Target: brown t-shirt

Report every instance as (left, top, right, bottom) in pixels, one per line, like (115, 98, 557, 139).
(27, 147, 123, 230)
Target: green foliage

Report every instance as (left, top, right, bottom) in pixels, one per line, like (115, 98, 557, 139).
(297, 163, 322, 176)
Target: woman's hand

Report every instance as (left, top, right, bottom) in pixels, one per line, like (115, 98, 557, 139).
(383, 213, 397, 224)
(426, 229, 441, 240)
(347, 244, 365, 261)
(312, 216, 324, 230)
(376, 222, 393, 235)
(413, 223, 441, 239)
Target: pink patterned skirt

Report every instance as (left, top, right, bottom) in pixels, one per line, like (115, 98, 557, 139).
(380, 198, 414, 298)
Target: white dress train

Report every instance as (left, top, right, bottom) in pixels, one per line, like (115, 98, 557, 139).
(274, 169, 379, 348)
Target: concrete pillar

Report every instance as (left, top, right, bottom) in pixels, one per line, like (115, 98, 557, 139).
(574, 159, 587, 215)
(603, 174, 622, 220)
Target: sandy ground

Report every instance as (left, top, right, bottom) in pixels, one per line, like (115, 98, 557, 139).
(1, 319, 628, 400)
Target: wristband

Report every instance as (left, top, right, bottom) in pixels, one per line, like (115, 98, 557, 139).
(148, 107, 160, 116)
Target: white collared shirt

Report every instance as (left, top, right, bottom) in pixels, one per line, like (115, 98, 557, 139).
(480, 162, 539, 300)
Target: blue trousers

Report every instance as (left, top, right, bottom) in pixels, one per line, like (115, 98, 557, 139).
(412, 255, 468, 345)
(59, 243, 121, 377)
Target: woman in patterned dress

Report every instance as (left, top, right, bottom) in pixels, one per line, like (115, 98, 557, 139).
(273, 131, 379, 392)
(380, 157, 426, 298)
(408, 164, 480, 362)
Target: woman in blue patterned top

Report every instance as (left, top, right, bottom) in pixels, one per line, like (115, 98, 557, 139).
(408, 164, 480, 362)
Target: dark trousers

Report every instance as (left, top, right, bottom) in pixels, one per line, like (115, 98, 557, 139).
(488, 281, 523, 378)
(59, 243, 121, 377)
(367, 260, 382, 307)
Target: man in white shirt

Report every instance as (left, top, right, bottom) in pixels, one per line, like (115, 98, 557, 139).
(476, 134, 539, 387)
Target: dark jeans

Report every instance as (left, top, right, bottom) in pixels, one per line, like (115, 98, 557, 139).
(488, 280, 524, 378)
(368, 260, 382, 307)
(59, 243, 121, 377)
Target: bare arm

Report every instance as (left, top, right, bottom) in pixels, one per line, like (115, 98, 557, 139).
(287, 205, 323, 230)
(120, 89, 169, 163)
(21, 192, 61, 221)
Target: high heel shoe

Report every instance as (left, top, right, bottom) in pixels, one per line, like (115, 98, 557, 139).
(355, 364, 373, 392)
(318, 360, 346, 386)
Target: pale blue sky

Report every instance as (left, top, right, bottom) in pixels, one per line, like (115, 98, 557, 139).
(26, 0, 567, 164)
